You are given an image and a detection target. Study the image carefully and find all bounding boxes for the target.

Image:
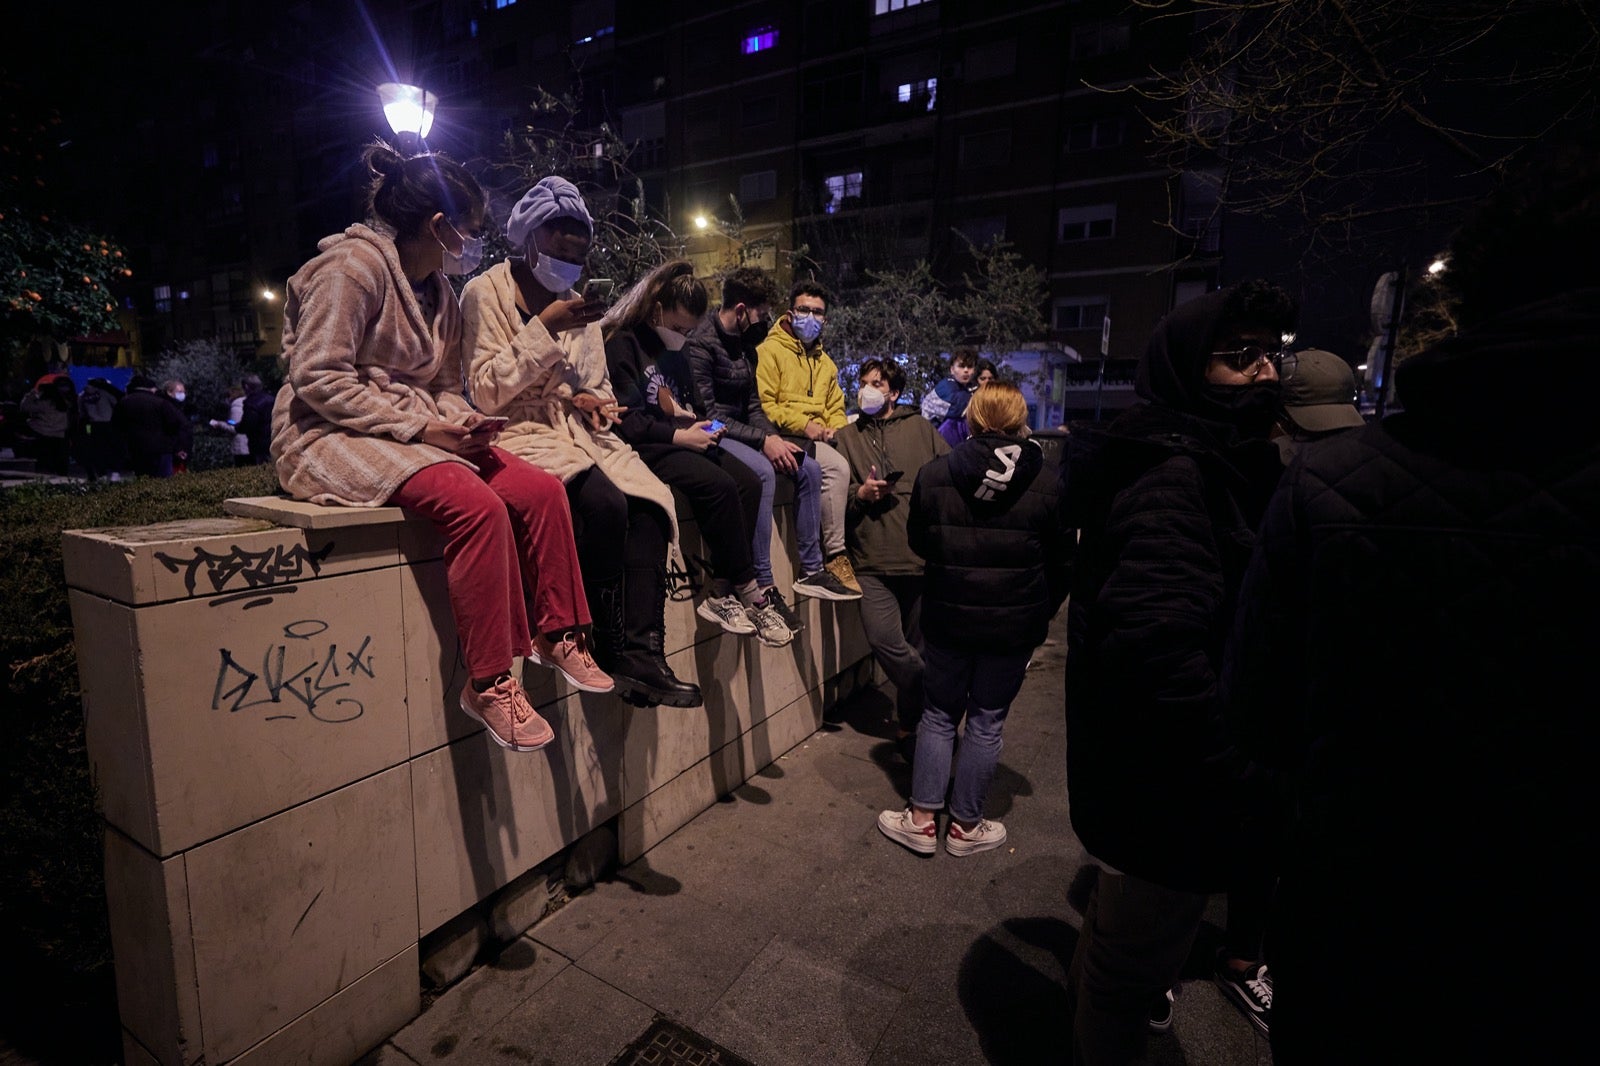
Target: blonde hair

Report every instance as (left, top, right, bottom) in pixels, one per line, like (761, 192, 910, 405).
(601, 259, 707, 340)
(965, 381, 1027, 435)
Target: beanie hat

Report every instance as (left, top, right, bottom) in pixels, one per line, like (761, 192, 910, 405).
(1282, 349, 1365, 433)
(505, 176, 593, 252)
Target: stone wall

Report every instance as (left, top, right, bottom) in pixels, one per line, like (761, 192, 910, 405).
(63, 493, 872, 1065)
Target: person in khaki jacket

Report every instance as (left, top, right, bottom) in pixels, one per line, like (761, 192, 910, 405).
(754, 279, 860, 594)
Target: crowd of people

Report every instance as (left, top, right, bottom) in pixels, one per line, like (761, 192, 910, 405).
(1, 366, 275, 480)
(39, 129, 1581, 1063)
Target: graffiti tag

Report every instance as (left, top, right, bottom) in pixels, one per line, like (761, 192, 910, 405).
(156, 541, 336, 596)
(211, 619, 375, 724)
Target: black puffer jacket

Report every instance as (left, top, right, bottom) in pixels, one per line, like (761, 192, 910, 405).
(1221, 289, 1600, 1060)
(1064, 288, 1286, 892)
(909, 432, 1073, 653)
(684, 314, 773, 449)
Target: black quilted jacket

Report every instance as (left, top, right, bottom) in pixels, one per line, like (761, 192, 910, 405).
(684, 314, 773, 449)
(908, 432, 1073, 653)
(1220, 289, 1600, 1057)
(1063, 289, 1287, 892)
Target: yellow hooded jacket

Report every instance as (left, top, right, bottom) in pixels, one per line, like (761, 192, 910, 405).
(754, 313, 847, 433)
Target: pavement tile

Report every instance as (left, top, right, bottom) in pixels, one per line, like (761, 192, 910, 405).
(467, 965, 656, 1066)
(560, 891, 777, 1025)
(389, 937, 569, 1064)
(697, 939, 905, 1066)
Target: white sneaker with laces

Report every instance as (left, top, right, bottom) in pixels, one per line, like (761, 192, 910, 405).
(945, 818, 1007, 856)
(696, 594, 757, 635)
(746, 601, 793, 646)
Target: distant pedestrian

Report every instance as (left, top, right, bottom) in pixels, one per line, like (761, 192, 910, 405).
(18, 373, 77, 475)
(238, 373, 275, 464)
(79, 376, 126, 480)
(162, 379, 193, 472)
(116, 375, 185, 477)
(877, 382, 1071, 856)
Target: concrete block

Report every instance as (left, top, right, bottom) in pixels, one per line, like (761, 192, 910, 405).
(397, 559, 471, 756)
(184, 765, 417, 1062)
(103, 829, 200, 1066)
(617, 736, 746, 864)
(221, 496, 407, 530)
(420, 909, 489, 989)
(227, 945, 420, 1066)
(72, 568, 412, 855)
(409, 685, 626, 935)
(62, 517, 398, 606)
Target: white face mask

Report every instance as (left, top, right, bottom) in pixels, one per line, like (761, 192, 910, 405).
(531, 252, 585, 293)
(857, 384, 887, 416)
(171, 391, 186, 403)
(435, 219, 484, 276)
(654, 325, 689, 351)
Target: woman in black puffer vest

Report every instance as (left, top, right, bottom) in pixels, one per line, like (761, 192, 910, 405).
(875, 381, 1073, 858)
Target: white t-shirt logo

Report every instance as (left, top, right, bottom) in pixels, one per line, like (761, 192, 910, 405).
(974, 444, 1022, 500)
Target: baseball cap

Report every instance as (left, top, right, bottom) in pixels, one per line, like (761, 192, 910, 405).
(1282, 349, 1365, 433)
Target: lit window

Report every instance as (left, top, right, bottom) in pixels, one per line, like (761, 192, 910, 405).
(495, 0, 515, 9)
(823, 172, 863, 213)
(742, 26, 777, 54)
(896, 78, 937, 110)
(874, 0, 930, 14)
(575, 25, 614, 46)
(1057, 204, 1117, 241)
(1054, 296, 1109, 331)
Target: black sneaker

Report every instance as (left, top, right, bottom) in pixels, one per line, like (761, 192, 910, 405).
(763, 586, 804, 633)
(1148, 988, 1175, 1034)
(1214, 959, 1271, 1036)
(793, 567, 861, 601)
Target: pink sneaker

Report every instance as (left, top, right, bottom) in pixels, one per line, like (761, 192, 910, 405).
(530, 630, 615, 693)
(459, 675, 554, 752)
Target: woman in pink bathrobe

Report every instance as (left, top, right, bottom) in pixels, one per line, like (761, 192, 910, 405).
(271, 142, 611, 752)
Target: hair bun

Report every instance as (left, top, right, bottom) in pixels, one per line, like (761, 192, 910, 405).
(364, 142, 403, 179)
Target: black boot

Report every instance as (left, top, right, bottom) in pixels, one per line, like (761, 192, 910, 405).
(608, 565, 702, 708)
(588, 576, 626, 672)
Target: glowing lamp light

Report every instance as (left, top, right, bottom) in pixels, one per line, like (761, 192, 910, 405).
(694, 215, 709, 230)
(260, 288, 277, 301)
(377, 82, 438, 140)
(1427, 258, 1447, 275)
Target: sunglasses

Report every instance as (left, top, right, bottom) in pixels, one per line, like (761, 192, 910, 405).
(1212, 346, 1297, 380)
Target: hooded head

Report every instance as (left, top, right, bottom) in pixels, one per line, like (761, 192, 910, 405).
(1136, 279, 1297, 437)
(506, 176, 594, 254)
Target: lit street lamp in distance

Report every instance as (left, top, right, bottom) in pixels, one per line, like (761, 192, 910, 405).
(377, 82, 437, 156)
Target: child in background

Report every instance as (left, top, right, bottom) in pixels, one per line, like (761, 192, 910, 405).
(937, 359, 999, 448)
(920, 346, 979, 430)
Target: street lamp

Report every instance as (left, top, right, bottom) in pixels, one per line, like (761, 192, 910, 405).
(377, 82, 437, 156)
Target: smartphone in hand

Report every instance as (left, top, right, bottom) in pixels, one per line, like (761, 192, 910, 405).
(706, 419, 726, 434)
(581, 278, 614, 307)
(882, 469, 904, 484)
(466, 416, 509, 438)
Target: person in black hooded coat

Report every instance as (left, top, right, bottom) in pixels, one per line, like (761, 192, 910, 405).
(1062, 279, 1296, 1064)
(875, 382, 1072, 858)
(1221, 140, 1599, 1066)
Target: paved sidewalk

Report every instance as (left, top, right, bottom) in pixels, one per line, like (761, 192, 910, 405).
(363, 607, 1274, 1066)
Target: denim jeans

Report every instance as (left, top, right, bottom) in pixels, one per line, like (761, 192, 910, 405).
(856, 573, 926, 732)
(717, 436, 824, 585)
(910, 638, 1031, 824)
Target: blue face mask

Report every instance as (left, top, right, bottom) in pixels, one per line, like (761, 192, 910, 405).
(791, 311, 824, 344)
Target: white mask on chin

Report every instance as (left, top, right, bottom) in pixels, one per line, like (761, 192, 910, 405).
(654, 325, 689, 351)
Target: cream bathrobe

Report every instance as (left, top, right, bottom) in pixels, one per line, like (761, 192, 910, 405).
(460, 261, 680, 547)
(271, 224, 479, 506)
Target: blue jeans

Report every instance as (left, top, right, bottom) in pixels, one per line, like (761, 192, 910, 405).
(911, 639, 1031, 824)
(717, 436, 823, 586)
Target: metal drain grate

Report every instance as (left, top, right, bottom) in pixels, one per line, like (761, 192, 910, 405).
(608, 1016, 757, 1066)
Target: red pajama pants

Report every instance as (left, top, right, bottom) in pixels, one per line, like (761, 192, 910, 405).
(387, 447, 589, 680)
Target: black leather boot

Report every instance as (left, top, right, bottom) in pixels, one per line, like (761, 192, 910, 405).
(588, 576, 626, 673)
(609, 565, 702, 708)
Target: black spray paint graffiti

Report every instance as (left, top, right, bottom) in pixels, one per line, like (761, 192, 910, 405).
(212, 619, 375, 723)
(156, 541, 336, 597)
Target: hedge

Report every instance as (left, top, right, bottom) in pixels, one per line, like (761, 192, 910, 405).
(0, 464, 280, 1062)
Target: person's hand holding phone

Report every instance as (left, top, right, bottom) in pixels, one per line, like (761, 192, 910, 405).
(857, 463, 892, 504)
(762, 433, 802, 473)
(673, 420, 719, 452)
(539, 295, 605, 334)
(421, 419, 474, 454)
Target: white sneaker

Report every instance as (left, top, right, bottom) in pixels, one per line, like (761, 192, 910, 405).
(746, 601, 793, 647)
(945, 818, 1007, 856)
(696, 594, 757, 635)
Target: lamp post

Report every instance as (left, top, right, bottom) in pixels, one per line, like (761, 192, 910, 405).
(377, 82, 437, 156)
